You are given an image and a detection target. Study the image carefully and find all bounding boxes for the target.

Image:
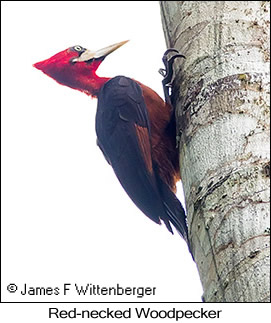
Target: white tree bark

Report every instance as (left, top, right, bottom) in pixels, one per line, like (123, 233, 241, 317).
(160, 1, 270, 302)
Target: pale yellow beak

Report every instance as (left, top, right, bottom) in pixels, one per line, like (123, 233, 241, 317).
(73, 40, 129, 62)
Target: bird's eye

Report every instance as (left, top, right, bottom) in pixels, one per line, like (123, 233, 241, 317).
(74, 45, 83, 52)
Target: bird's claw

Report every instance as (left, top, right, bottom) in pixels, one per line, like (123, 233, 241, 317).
(158, 68, 166, 77)
(158, 68, 167, 77)
(159, 48, 185, 104)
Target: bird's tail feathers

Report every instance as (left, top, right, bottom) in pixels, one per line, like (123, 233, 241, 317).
(157, 176, 192, 254)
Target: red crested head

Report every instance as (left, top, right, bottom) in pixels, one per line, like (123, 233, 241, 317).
(34, 41, 128, 97)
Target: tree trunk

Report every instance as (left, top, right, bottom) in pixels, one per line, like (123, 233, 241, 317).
(160, 1, 270, 302)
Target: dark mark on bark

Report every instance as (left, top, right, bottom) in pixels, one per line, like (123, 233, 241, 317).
(196, 186, 203, 195)
(194, 173, 232, 212)
(262, 162, 270, 177)
(178, 72, 268, 134)
(248, 249, 260, 258)
(207, 181, 214, 189)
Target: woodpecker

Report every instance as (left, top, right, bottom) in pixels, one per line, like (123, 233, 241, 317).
(34, 41, 190, 252)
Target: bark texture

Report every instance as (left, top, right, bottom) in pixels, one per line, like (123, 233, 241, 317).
(160, 1, 270, 302)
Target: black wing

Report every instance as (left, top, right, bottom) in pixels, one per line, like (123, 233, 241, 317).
(95, 76, 189, 244)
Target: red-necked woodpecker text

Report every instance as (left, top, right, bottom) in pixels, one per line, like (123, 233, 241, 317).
(49, 307, 222, 320)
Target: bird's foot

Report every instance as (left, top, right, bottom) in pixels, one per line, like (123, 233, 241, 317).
(159, 48, 185, 105)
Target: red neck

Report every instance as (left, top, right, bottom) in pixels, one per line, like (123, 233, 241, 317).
(80, 74, 110, 97)
(73, 59, 110, 97)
